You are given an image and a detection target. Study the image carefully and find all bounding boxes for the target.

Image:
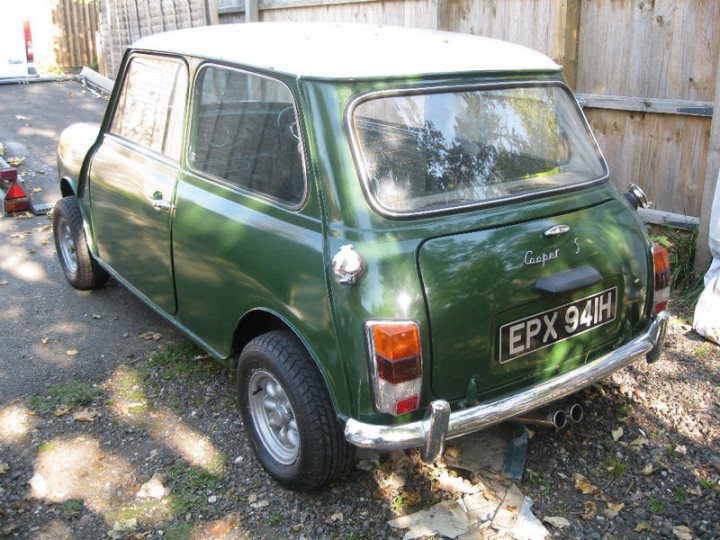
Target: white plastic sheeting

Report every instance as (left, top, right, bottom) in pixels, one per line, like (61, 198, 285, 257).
(693, 170, 720, 344)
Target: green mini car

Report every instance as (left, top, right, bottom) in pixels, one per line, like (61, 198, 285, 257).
(53, 22, 670, 490)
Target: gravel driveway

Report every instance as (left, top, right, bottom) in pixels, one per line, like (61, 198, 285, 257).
(1, 81, 719, 540)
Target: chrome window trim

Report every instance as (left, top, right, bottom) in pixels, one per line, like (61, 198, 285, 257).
(107, 53, 190, 163)
(185, 62, 309, 212)
(344, 80, 610, 220)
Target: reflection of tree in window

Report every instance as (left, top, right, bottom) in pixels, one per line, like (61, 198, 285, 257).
(355, 85, 602, 212)
(110, 57, 186, 159)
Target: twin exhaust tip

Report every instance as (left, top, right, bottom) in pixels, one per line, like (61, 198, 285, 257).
(514, 403, 584, 429)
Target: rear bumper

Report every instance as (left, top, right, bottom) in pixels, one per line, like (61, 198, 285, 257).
(344, 311, 669, 461)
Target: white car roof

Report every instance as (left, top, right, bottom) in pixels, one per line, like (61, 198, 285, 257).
(133, 22, 560, 80)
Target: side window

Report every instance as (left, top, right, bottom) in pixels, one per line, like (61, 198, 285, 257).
(189, 66, 305, 206)
(110, 56, 188, 160)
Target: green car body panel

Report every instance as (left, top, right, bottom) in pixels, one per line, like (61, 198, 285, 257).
(56, 31, 657, 437)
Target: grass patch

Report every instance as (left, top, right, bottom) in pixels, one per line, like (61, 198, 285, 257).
(693, 344, 711, 359)
(105, 498, 173, 527)
(674, 486, 686, 503)
(603, 455, 628, 478)
(28, 380, 104, 412)
(57, 499, 84, 516)
(267, 513, 283, 526)
(149, 341, 218, 378)
(648, 496, 664, 513)
(699, 478, 714, 490)
(38, 441, 57, 453)
(166, 464, 224, 516)
(163, 522, 193, 540)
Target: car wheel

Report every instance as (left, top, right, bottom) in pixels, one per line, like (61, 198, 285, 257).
(237, 330, 353, 490)
(52, 196, 108, 290)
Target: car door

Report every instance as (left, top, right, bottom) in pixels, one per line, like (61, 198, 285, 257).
(88, 54, 188, 314)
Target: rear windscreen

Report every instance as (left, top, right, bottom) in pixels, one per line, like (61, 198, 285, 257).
(351, 84, 607, 215)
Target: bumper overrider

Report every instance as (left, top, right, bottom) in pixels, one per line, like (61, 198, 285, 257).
(345, 311, 669, 462)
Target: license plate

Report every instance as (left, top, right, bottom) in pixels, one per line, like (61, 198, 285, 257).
(498, 287, 617, 364)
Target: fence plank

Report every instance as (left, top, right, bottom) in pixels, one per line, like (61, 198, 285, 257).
(576, 0, 720, 101)
(586, 108, 709, 219)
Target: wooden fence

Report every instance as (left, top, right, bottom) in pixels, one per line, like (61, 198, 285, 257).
(51, 0, 100, 69)
(96, 0, 218, 77)
(219, 0, 720, 268)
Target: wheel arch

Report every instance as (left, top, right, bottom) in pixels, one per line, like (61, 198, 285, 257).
(231, 308, 351, 421)
(60, 177, 76, 197)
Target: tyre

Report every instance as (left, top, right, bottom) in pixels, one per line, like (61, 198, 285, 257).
(237, 330, 353, 490)
(52, 196, 109, 290)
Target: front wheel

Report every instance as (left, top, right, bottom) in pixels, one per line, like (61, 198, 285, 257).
(237, 330, 353, 490)
(52, 196, 108, 290)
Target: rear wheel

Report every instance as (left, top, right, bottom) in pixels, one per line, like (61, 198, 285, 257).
(237, 330, 353, 490)
(52, 196, 108, 290)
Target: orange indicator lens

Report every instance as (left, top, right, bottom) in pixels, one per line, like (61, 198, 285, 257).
(373, 323, 420, 361)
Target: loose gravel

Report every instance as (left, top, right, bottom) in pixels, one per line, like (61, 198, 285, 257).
(1, 220, 718, 539)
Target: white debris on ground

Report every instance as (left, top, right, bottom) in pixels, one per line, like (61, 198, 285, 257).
(387, 428, 551, 540)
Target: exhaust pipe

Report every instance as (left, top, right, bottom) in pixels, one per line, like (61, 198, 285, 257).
(514, 409, 567, 429)
(565, 403, 584, 423)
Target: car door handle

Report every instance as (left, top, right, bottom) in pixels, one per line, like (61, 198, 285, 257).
(535, 265, 603, 294)
(146, 192, 172, 211)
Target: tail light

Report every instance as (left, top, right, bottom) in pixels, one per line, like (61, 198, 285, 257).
(366, 320, 422, 416)
(23, 21, 34, 63)
(3, 179, 30, 214)
(652, 244, 670, 314)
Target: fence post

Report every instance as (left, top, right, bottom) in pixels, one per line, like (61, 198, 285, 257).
(246, 0, 259, 21)
(562, 0, 581, 89)
(694, 57, 720, 272)
(435, 0, 450, 31)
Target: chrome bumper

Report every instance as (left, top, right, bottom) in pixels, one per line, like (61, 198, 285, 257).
(344, 311, 669, 462)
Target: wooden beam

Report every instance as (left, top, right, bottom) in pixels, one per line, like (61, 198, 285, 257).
(577, 94, 713, 118)
(638, 208, 699, 230)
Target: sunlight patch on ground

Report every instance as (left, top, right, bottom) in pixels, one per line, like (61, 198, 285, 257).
(0, 402, 36, 444)
(0, 255, 48, 283)
(107, 366, 223, 471)
(29, 435, 135, 514)
(151, 409, 224, 471)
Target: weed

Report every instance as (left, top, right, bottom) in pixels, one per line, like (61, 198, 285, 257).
(603, 455, 627, 478)
(38, 441, 57, 453)
(674, 486, 686, 503)
(149, 341, 218, 378)
(163, 522, 193, 540)
(250, 479, 264, 490)
(699, 478, 714, 490)
(648, 496, 664, 513)
(267, 513, 283, 526)
(104, 498, 173, 526)
(28, 380, 103, 412)
(166, 464, 223, 516)
(693, 344, 710, 359)
(57, 499, 84, 515)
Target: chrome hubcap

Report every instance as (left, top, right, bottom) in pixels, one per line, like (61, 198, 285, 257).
(58, 218, 78, 274)
(248, 370, 299, 465)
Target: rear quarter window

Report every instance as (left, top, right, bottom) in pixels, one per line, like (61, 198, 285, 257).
(188, 65, 305, 206)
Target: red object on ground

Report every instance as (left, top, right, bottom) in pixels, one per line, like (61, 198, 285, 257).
(3, 180, 30, 214)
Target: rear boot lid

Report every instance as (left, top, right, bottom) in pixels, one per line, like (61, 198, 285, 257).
(418, 199, 650, 400)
